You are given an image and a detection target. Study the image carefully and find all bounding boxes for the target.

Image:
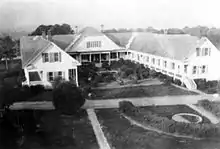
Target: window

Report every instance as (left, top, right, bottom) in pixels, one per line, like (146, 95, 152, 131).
(171, 62, 175, 70)
(201, 65, 207, 73)
(69, 69, 76, 81)
(204, 48, 209, 56)
(196, 48, 200, 56)
(47, 71, 64, 81)
(54, 53, 59, 61)
(152, 58, 155, 64)
(192, 66, 197, 74)
(184, 65, 188, 73)
(163, 61, 167, 68)
(29, 71, 41, 81)
(86, 41, 101, 48)
(178, 65, 180, 73)
(42, 52, 61, 63)
(48, 72, 54, 81)
(81, 54, 90, 62)
(146, 56, 149, 62)
(157, 59, 160, 66)
(110, 52, 117, 59)
(42, 53, 49, 62)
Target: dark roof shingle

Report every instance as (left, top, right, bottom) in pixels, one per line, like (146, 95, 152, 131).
(20, 36, 51, 67)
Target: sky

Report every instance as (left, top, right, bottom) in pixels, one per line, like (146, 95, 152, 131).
(0, 0, 220, 31)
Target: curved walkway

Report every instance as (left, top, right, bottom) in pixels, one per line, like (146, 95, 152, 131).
(123, 114, 202, 140)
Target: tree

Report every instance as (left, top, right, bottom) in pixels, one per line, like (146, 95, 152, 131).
(0, 36, 17, 70)
(30, 24, 74, 36)
(53, 81, 85, 115)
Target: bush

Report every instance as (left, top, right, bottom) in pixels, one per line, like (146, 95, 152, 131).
(149, 69, 157, 78)
(102, 61, 111, 70)
(119, 101, 139, 116)
(53, 81, 85, 115)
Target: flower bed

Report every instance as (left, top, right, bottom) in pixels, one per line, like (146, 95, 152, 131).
(119, 101, 220, 139)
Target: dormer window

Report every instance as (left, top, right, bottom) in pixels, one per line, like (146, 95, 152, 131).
(42, 52, 61, 63)
(87, 41, 101, 48)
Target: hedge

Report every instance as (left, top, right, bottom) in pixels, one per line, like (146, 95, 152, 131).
(119, 101, 220, 138)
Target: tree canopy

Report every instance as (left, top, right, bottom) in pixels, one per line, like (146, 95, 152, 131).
(30, 23, 74, 36)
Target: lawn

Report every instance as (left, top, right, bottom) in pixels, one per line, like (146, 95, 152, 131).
(96, 108, 220, 149)
(91, 84, 197, 99)
(0, 110, 98, 149)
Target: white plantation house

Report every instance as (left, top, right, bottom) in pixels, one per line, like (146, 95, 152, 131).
(20, 36, 80, 87)
(20, 26, 220, 90)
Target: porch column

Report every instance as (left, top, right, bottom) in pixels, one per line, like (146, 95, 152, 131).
(24, 68, 30, 85)
(108, 52, 110, 65)
(75, 67, 79, 87)
(89, 53, 91, 62)
(99, 53, 101, 64)
(117, 52, 119, 60)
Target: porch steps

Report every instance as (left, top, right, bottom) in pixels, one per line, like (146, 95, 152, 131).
(183, 77, 197, 90)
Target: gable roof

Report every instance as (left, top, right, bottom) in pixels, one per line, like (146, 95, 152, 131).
(52, 34, 75, 50)
(63, 27, 123, 53)
(20, 36, 51, 67)
(105, 32, 132, 47)
(109, 32, 202, 61)
(79, 27, 103, 36)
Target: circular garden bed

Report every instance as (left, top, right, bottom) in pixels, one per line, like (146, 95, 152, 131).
(119, 101, 220, 139)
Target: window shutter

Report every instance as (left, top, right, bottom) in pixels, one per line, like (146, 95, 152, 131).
(47, 72, 49, 81)
(42, 53, 45, 62)
(59, 52, 61, 62)
(49, 53, 52, 62)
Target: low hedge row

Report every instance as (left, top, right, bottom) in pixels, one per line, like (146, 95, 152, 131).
(119, 101, 220, 138)
(197, 100, 220, 118)
(194, 79, 218, 94)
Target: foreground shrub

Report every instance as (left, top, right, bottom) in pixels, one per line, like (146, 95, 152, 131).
(53, 81, 85, 115)
(120, 105, 220, 138)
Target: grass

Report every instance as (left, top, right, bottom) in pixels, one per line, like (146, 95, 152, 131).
(96, 108, 220, 149)
(91, 84, 197, 99)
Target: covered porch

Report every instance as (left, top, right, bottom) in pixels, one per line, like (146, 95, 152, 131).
(70, 51, 129, 67)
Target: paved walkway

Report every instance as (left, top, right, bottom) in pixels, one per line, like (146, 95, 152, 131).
(187, 104, 220, 124)
(92, 79, 162, 90)
(87, 109, 111, 149)
(83, 94, 219, 109)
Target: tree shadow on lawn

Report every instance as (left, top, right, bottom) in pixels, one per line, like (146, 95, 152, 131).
(96, 108, 220, 149)
(91, 84, 197, 100)
(0, 110, 98, 149)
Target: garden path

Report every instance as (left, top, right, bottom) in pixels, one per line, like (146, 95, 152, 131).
(92, 78, 163, 90)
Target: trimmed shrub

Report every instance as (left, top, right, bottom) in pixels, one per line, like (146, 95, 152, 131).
(119, 101, 139, 116)
(102, 61, 111, 70)
(53, 81, 85, 115)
